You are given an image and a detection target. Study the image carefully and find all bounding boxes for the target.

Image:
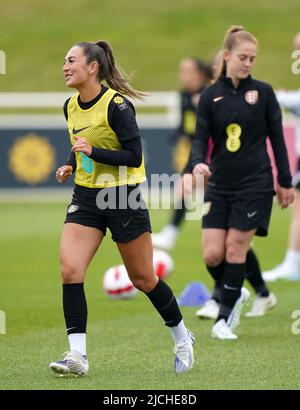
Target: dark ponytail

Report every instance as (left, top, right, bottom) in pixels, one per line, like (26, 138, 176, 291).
(214, 25, 258, 82)
(77, 40, 145, 100)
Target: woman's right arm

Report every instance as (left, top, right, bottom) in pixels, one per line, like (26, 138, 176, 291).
(56, 98, 74, 183)
(65, 151, 76, 171)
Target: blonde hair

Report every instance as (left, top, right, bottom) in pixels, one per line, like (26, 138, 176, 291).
(214, 25, 258, 82)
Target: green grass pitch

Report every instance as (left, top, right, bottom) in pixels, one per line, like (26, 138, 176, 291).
(1, 0, 300, 93)
(0, 201, 300, 390)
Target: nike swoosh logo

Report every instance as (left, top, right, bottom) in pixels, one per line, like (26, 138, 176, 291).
(67, 327, 76, 332)
(224, 284, 239, 291)
(165, 320, 175, 325)
(122, 216, 133, 227)
(213, 96, 224, 102)
(247, 211, 258, 218)
(72, 126, 90, 135)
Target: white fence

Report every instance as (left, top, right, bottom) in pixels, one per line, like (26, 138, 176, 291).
(0, 90, 297, 127)
(0, 91, 181, 129)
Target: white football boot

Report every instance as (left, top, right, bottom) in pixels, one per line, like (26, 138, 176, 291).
(227, 287, 250, 331)
(174, 329, 195, 373)
(262, 264, 300, 282)
(211, 319, 238, 340)
(49, 350, 89, 376)
(245, 293, 277, 317)
(151, 225, 179, 250)
(195, 299, 219, 320)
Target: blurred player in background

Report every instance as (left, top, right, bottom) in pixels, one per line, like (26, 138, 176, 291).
(151, 57, 212, 249)
(263, 32, 300, 282)
(188, 26, 294, 340)
(49, 40, 195, 376)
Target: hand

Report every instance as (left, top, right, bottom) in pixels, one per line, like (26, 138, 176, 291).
(71, 136, 92, 156)
(56, 165, 73, 183)
(276, 185, 295, 209)
(193, 163, 212, 177)
(182, 173, 196, 195)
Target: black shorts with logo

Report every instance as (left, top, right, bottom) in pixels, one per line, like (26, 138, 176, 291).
(202, 190, 274, 237)
(65, 184, 152, 243)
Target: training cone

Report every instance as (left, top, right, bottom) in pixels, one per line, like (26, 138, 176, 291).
(177, 282, 211, 306)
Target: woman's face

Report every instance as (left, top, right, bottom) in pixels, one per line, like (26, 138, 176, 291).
(63, 46, 97, 88)
(224, 41, 257, 80)
(179, 59, 207, 92)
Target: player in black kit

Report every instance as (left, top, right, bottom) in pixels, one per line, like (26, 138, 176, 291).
(152, 57, 212, 250)
(195, 51, 278, 321)
(188, 26, 294, 340)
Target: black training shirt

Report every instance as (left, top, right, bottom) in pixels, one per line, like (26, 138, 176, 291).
(187, 75, 292, 193)
(170, 88, 203, 142)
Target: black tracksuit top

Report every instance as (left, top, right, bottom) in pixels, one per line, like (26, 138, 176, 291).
(188, 75, 292, 193)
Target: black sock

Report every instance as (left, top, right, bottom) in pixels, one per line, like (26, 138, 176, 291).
(246, 249, 269, 297)
(211, 281, 222, 303)
(146, 279, 183, 327)
(63, 283, 87, 334)
(217, 262, 246, 322)
(170, 197, 186, 227)
(206, 262, 225, 282)
(206, 262, 225, 303)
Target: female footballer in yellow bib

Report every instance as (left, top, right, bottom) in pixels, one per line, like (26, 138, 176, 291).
(49, 41, 194, 376)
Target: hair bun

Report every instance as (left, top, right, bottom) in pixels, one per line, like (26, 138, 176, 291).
(228, 25, 244, 34)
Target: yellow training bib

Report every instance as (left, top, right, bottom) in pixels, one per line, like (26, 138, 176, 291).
(67, 88, 146, 188)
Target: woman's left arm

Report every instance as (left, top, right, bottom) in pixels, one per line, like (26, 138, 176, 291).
(266, 85, 294, 207)
(72, 136, 142, 167)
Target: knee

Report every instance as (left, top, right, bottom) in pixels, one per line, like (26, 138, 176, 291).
(226, 240, 247, 263)
(130, 273, 158, 293)
(61, 262, 83, 284)
(203, 248, 225, 267)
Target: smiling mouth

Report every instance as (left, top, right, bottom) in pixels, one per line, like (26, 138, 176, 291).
(65, 74, 72, 80)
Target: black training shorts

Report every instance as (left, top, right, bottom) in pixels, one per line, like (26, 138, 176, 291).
(64, 185, 152, 243)
(202, 190, 274, 237)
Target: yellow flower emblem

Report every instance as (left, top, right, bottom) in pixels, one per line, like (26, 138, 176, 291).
(9, 133, 56, 185)
(113, 96, 124, 105)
